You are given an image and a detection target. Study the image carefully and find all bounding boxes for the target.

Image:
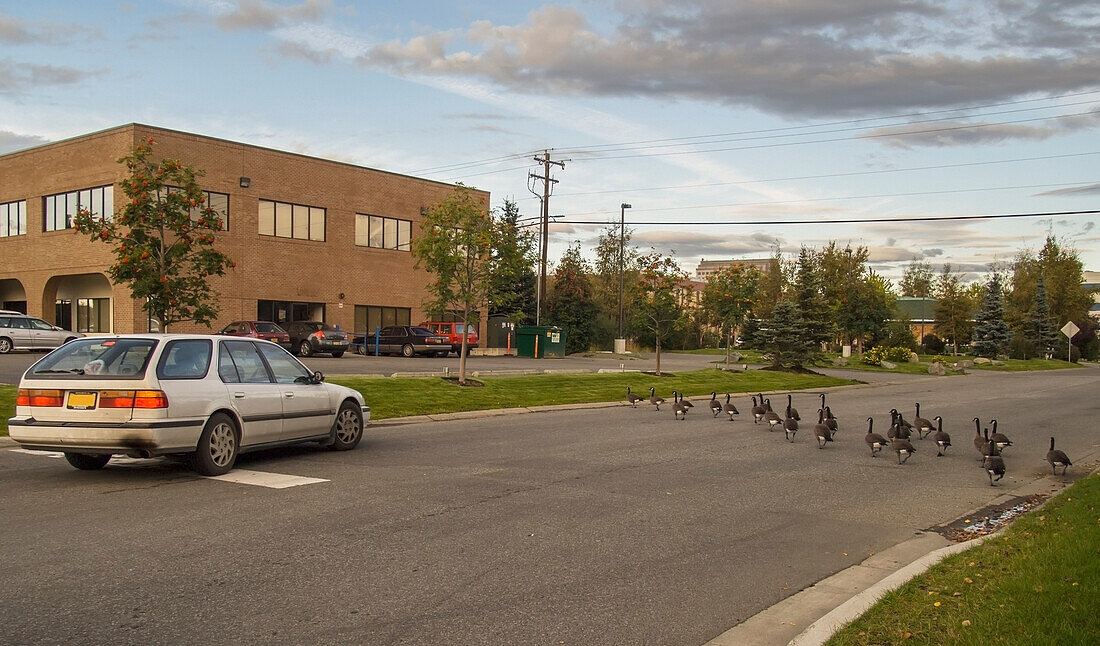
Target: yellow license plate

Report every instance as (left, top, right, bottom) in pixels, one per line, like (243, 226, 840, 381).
(67, 392, 98, 410)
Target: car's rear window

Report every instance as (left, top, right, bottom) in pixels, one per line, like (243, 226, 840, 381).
(254, 322, 285, 333)
(27, 338, 158, 379)
(410, 327, 434, 336)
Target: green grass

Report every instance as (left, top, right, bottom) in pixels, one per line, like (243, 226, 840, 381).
(826, 473, 1100, 645)
(329, 369, 854, 420)
(673, 348, 770, 363)
(0, 371, 855, 433)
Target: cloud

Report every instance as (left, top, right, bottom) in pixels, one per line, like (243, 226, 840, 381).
(271, 1, 1100, 119)
(862, 108, 1100, 148)
(0, 12, 100, 44)
(0, 13, 34, 43)
(0, 59, 104, 93)
(0, 129, 48, 154)
(629, 229, 783, 258)
(214, 0, 331, 32)
(1034, 182, 1100, 196)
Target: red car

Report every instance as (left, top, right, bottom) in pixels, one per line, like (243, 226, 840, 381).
(217, 321, 292, 348)
(419, 321, 479, 356)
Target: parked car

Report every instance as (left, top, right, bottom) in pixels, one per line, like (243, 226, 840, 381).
(419, 321, 479, 355)
(7, 334, 369, 475)
(285, 321, 350, 357)
(0, 310, 83, 354)
(217, 320, 291, 348)
(355, 325, 450, 357)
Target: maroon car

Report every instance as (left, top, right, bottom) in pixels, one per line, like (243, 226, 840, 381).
(217, 321, 292, 348)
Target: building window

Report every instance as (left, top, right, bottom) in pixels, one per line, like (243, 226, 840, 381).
(355, 214, 411, 251)
(258, 199, 325, 241)
(0, 200, 27, 237)
(76, 298, 110, 333)
(257, 299, 325, 326)
(163, 187, 230, 230)
(354, 305, 411, 335)
(55, 300, 73, 331)
(43, 185, 114, 231)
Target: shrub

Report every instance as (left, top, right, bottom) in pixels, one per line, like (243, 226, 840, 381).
(862, 345, 913, 366)
(1008, 334, 1037, 360)
(922, 334, 945, 354)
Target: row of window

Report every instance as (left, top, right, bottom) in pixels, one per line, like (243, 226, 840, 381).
(5, 189, 414, 252)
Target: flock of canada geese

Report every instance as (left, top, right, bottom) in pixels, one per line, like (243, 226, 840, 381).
(625, 387, 1073, 487)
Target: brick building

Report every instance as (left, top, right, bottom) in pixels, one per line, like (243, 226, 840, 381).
(0, 123, 487, 337)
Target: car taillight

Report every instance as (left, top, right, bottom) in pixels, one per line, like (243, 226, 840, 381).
(99, 390, 136, 408)
(133, 390, 169, 409)
(16, 389, 64, 407)
(312, 331, 324, 339)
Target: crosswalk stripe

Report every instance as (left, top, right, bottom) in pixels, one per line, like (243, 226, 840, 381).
(7, 449, 328, 488)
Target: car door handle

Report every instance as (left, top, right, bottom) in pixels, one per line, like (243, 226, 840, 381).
(284, 392, 295, 398)
(233, 392, 245, 398)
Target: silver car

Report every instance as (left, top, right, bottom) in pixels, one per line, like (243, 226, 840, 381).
(8, 334, 370, 475)
(0, 310, 83, 353)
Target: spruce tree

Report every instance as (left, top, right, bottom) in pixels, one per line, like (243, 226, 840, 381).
(794, 247, 831, 362)
(973, 274, 1010, 358)
(1027, 275, 1059, 357)
(756, 300, 816, 370)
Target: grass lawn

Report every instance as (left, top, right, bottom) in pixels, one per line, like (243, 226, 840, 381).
(825, 473, 1100, 645)
(0, 370, 854, 435)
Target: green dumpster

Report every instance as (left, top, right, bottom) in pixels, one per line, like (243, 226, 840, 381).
(516, 326, 567, 358)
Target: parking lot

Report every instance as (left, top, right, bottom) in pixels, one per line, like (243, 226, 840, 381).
(2, 365, 1096, 644)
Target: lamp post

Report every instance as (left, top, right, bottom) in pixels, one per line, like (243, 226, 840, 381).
(617, 203, 632, 352)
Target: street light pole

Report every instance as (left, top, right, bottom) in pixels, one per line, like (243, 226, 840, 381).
(617, 203, 631, 349)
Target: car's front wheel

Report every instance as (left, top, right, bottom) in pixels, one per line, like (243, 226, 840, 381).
(330, 400, 363, 451)
(192, 413, 238, 476)
(64, 452, 111, 470)
(401, 344, 415, 358)
(298, 340, 313, 357)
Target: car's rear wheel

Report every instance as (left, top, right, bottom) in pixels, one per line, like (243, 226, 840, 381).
(64, 452, 111, 470)
(331, 400, 363, 451)
(401, 344, 415, 358)
(192, 413, 238, 476)
(0, 337, 12, 354)
(331, 351, 344, 358)
(298, 340, 313, 357)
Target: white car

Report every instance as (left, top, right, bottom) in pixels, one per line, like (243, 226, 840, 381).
(8, 334, 370, 475)
(0, 310, 84, 353)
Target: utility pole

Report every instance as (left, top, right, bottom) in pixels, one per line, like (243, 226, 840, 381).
(529, 151, 564, 325)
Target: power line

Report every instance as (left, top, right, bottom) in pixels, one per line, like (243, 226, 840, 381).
(553, 209, 1100, 227)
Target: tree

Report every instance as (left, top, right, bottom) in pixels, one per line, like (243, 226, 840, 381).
(755, 300, 816, 370)
(973, 273, 1010, 358)
(821, 244, 871, 350)
(412, 184, 494, 384)
(933, 264, 975, 355)
(851, 271, 895, 352)
(899, 260, 934, 297)
(1025, 275, 1060, 358)
(701, 262, 761, 367)
(487, 198, 537, 325)
(545, 243, 598, 354)
(72, 137, 233, 332)
(631, 252, 687, 376)
(592, 222, 640, 349)
(793, 247, 831, 361)
(1007, 235, 1093, 355)
(756, 247, 786, 319)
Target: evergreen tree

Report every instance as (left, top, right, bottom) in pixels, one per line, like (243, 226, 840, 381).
(545, 243, 598, 354)
(1026, 275, 1059, 357)
(755, 300, 816, 370)
(487, 199, 537, 324)
(973, 273, 1010, 358)
(794, 247, 831, 361)
(592, 222, 640, 348)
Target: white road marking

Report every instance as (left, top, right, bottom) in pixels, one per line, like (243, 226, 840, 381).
(8, 449, 329, 488)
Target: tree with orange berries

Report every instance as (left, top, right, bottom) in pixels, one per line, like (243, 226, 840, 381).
(72, 138, 233, 331)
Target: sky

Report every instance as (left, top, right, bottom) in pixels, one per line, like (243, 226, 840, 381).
(2, 0, 1099, 284)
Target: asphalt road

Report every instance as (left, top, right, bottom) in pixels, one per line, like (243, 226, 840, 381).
(1, 367, 1097, 645)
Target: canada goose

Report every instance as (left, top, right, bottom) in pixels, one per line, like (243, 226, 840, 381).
(709, 392, 722, 417)
(649, 387, 665, 410)
(783, 408, 799, 442)
(751, 395, 766, 424)
(864, 417, 890, 457)
(763, 398, 783, 431)
(722, 393, 739, 421)
(626, 386, 643, 407)
(989, 419, 1012, 452)
(680, 394, 694, 408)
(813, 409, 833, 448)
(672, 391, 688, 420)
(786, 394, 800, 421)
(913, 403, 934, 440)
(981, 431, 1005, 485)
(931, 416, 951, 456)
(892, 437, 916, 464)
(972, 417, 985, 460)
(824, 406, 839, 436)
(888, 409, 911, 441)
(1046, 437, 1072, 475)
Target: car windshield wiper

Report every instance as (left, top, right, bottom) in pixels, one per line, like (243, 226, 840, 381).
(35, 368, 86, 374)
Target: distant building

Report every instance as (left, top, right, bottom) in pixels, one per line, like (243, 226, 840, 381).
(894, 297, 937, 343)
(694, 258, 772, 281)
(1084, 271, 1100, 319)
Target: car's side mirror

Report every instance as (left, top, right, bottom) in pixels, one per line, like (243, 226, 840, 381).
(311, 370, 324, 384)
